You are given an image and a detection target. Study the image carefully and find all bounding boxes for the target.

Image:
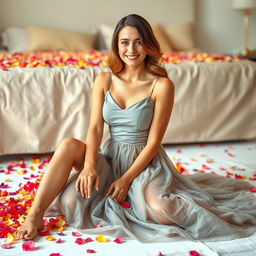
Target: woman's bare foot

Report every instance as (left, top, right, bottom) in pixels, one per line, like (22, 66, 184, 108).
(16, 211, 44, 240)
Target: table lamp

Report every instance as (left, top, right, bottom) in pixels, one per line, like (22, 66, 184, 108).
(232, 0, 256, 56)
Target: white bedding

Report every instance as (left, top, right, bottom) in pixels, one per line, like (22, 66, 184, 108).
(0, 60, 256, 155)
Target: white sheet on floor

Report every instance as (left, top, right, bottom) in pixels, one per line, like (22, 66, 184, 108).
(0, 141, 256, 256)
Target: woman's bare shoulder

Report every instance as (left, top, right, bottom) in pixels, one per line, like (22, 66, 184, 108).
(154, 76, 175, 95)
(94, 71, 112, 92)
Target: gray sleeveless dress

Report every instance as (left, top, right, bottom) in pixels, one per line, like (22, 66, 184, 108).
(45, 75, 256, 242)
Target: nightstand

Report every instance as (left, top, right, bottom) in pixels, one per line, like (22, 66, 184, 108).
(243, 55, 256, 61)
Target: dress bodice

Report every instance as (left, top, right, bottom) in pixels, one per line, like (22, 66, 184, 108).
(102, 90, 154, 144)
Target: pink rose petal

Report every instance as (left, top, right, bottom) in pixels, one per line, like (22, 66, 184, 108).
(168, 232, 178, 237)
(49, 254, 61, 256)
(93, 223, 102, 228)
(84, 237, 94, 242)
(72, 231, 82, 237)
(1, 242, 14, 249)
(22, 240, 36, 251)
(75, 238, 85, 245)
(56, 238, 63, 243)
(113, 237, 124, 243)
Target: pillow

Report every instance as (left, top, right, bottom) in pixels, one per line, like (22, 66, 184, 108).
(97, 24, 115, 51)
(27, 26, 94, 51)
(151, 23, 173, 53)
(1, 27, 29, 52)
(163, 22, 195, 51)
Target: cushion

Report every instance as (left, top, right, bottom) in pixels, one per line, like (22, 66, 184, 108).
(151, 23, 173, 53)
(163, 22, 195, 51)
(97, 24, 115, 51)
(27, 26, 94, 51)
(1, 27, 29, 52)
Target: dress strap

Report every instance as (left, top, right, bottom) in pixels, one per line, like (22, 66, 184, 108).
(149, 77, 161, 97)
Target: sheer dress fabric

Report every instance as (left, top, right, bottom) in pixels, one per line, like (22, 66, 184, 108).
(45, 74, 256, 242)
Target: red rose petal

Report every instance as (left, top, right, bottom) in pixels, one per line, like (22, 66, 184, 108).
(189, 250, 200, 256)
(120, 201, 131, 208)
(86, 249, 96, 253)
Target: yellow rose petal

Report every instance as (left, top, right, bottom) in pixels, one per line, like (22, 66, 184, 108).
(4, 233, 15, 243)
(96, 235, 107, 242)
(45, 236, 56, 241)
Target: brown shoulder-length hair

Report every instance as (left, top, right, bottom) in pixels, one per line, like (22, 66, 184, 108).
(108, 14, 168, 78)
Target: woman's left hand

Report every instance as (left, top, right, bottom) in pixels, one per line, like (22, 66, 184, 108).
(105, 177, 130, 203)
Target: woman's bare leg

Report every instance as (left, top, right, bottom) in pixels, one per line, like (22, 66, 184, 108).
(16, 138, 86, 240)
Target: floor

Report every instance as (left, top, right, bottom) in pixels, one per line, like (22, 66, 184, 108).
(0, 140, 256, 256)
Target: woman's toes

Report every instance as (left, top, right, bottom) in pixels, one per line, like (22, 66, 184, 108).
(24, 233, 34, 240)
(16, 230, 26, 239)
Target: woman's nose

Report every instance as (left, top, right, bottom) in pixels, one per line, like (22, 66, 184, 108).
(128, 43, 135, 52)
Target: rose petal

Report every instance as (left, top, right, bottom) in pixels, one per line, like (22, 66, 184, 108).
(120, 201, 131, 208)
(75, 238, 85, 245)
(56, 238, 63, 243)
(86, 249, 96, 253)
(84, 237, 94, 242)
(1, 242, 14, 249)
(39, 230, 50, 236)
(168, 232, 178, 237)
(249, 187, 256, 193)
(72, 231, 82, 237)
(189, 250, 200, 256)
(45, 236, 56, 241)
(57, 232, 66, 236)
(49, 253, 61, 256)
(113, 237, 124, 243)
(22, 240, 36, 251)
(96, 235, 107, 242)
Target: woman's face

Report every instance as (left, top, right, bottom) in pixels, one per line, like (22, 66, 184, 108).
(118, 26, 147, 67)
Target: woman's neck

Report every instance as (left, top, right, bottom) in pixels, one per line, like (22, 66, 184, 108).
(121, 64, 148, 82)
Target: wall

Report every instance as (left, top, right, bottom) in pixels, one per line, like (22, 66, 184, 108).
(0, 0, 255, 54)
(195, 0, 256, 54)
(0, 0, 194, 32)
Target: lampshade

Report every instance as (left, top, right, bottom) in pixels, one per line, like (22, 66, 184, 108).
(232, 0, 256, 10)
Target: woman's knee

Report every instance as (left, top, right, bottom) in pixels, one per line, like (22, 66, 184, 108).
(59, 138, 84, 153)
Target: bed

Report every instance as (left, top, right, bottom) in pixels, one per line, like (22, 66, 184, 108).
(0, 0, 255, 155)
(0, 49, 256, 155)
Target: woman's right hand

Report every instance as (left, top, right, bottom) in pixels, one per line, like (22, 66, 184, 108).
(75, 163, 100, 198)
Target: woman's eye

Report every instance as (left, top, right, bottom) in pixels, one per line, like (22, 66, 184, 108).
(121, 41, 129, 45)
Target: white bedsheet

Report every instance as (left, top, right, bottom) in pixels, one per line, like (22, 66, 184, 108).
(0, 60, 256, 155)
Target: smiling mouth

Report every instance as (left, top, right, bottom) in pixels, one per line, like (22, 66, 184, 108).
(125, 55, 139, 60)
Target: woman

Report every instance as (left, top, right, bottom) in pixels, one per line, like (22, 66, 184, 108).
(16, 14, 256, 242)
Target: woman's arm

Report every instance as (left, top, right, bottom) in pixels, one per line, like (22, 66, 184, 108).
(76, 72, 109, 198)
(106, 77, 175, 202)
